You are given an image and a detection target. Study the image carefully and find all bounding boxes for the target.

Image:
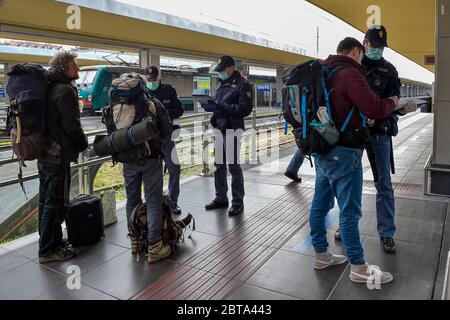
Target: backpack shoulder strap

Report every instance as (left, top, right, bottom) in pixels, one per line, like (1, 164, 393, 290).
(321, 65, 348, 122)
(340, 106, 367, 133)
(324, 65, 347, 81)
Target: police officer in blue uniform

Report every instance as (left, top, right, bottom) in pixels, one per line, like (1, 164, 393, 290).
(334, 26, 402, 254)
(144, 65, 184, 215)
(203, 56, 253, 216)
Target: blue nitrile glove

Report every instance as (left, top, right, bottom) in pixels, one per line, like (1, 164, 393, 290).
(202, 100, 217, 113)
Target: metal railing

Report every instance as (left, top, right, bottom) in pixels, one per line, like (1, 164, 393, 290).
(0, 107, 293, 239)
(0, 109, 291, 192)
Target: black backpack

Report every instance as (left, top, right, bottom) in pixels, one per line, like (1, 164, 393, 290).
(6, 63, 50, 197)
(282, 60, 366, 156)
(6, 64, 49, 161)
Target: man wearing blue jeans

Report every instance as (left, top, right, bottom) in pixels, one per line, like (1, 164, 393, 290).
(284, 149, 305, 183)
(309, 38, 398, 284)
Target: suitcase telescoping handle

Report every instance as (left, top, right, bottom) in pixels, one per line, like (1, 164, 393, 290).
(74, 194, 91, 198)
(71, 194, 96, 204)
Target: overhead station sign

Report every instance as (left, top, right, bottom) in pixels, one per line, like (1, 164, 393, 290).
(256, 84, 271, 92)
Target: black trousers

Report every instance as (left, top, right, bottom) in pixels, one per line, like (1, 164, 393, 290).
(37, 161, 70, 256)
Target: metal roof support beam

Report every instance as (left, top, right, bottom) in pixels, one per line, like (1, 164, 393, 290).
(0, 23, 290, 70)
(139, 48, 160, 70)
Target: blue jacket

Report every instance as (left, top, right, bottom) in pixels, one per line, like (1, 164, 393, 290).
(211, 70, 253, 132)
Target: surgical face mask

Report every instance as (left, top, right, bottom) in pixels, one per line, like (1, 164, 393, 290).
(365, 48, 384, 61)
(218, 71, 230, 81)
(146, 81, 160, 91)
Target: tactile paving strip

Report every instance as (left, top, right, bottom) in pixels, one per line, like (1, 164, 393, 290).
(132, 115, 431, 300)
(361, 115, 433, 172)
(243, 170, 316, 188)
(244, 171, 424, 195)
(132, 187, 314, 300)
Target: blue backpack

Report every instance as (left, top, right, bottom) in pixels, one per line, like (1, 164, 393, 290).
(282, 59, 366, 156)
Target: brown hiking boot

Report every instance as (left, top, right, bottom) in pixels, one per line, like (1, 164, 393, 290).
(148, 241, 171, 264)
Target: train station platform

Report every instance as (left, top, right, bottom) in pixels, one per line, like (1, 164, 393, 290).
(0, 112, 448, 300)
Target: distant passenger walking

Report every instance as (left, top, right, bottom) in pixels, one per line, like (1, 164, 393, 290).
(284, 149, 305, 183)
(203, 55, 253, 216)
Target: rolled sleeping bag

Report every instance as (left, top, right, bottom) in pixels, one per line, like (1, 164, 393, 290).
(93, 118, 160, 156)
(93, 129, 131, 156)
(93, 135, 112, 157)
(127, 117, 159, 146)
(109, 127, 132, 153)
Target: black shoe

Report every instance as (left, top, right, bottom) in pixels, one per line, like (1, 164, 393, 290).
(205, 200, 229, 211)
(228, 205, 244, 216)
(334, 228, 342, 242)
(39, 247, 77, 264)
(284, 171, 302, 183)
(171, 203, 182, 215)
(381, 237, 396, 254)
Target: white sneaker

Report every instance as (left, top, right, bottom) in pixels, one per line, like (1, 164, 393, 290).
(350, 262, 394, 285)
(313, 252, 348, 270)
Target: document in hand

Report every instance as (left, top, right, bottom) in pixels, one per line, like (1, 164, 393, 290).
(396, 99, 418, 113)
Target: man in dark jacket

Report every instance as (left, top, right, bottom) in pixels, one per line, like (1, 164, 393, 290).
(38, 51, 88, 263)
(203, 55, 253, 216)
(362, 26, 401, 253)
(144, 65, 184, 215)
(334, 26, 404, 254)
(309, 38, 399, 285)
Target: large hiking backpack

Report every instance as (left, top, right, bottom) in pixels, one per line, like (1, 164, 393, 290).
(6, 63, 49, 161)
(93, 73, 172, 163)
(127, 195, 195, 260)
(282, 59, 366, 156)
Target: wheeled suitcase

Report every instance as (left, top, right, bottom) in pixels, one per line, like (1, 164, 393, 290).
(67, 195, 105, 247)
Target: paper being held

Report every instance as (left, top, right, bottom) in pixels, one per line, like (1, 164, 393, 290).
(396, 99, 417, 113)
